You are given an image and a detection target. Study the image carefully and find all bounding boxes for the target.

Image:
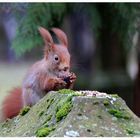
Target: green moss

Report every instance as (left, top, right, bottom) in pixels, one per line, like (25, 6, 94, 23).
(56, 99, 73, 122)
(99, 134, 104, 137)
(58, 89, 75, 94)
(93, 100, 100, 105)
(108, 109, 130, 119)
(46, 99, 50, 102)
(36, 127, 50, 137)
(47, 104, 51, 109)
(97, 114, 102, 119)
(1, 122, 7, 128)
(126, 128, 135, 134)
(103, 100, 110, 106)
(50, 98, 54, 104)
(58, 89, 86, 96)
(46, 98, 55, 110)
(36, 128, 50, 137)
(19, 106, 30, 116)
(46, 102, 52, 110)
(111, 94, 119, 98)
(36, 126, 55, 137)
(77, 113, 82, 116)
(44, 124, 49, 127)
(46, 115, 52, 122)
(1, 121, 11, 128)
(39, 111, 44, 117)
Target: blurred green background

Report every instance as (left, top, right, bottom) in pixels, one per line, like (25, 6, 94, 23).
(0, 3, 140, 117)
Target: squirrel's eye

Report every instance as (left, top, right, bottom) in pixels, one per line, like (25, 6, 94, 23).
(54, 55, 59, 61)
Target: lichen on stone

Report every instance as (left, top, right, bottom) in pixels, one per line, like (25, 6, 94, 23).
(19, 106, 30, 116)
(65, 130, 80, 137)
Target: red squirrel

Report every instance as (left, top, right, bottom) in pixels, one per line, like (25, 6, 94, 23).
(0, 27, 76, 122)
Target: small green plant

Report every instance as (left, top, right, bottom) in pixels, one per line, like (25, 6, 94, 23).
(19, 106, 30, 116)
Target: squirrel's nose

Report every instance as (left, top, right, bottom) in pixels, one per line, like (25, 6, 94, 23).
(63, 66, 69, 72)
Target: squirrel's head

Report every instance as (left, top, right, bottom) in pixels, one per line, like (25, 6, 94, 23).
(38, 27, 70, 77)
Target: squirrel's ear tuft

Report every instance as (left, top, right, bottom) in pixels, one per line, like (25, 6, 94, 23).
(51, 28, 68, 47)
(38, 26, 53, 46)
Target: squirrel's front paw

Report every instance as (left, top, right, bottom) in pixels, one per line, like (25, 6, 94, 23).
(54, 78, 67, 90)
(69, 72, 76, 83)
(63, 72, 76, 89)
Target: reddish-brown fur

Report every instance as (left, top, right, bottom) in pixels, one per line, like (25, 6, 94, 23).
(2, 87, 23, 119)
(1, 27, 76, 121)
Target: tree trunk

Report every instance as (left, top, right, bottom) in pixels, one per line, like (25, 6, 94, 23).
(98, 4, 126, 72)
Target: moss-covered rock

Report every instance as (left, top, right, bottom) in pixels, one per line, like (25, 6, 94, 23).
(0, 90, 140, 137)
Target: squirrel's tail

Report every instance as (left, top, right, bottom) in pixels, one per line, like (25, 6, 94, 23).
(0, 87, 23, 121)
